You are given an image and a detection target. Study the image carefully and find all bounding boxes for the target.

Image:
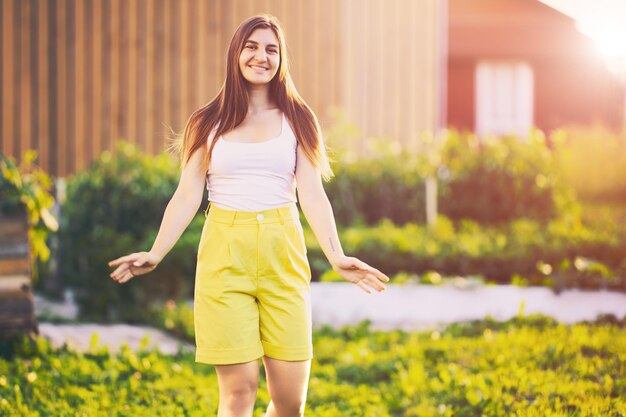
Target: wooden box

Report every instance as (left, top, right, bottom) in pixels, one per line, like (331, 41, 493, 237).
(0, 212, 38, 335)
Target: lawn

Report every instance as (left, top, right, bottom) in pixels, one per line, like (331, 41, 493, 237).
(1, 314, 624, 416)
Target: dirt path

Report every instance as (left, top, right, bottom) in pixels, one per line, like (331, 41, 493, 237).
(33, 283, 626, 354)
(37, 322, 194, 355)
(311, 283, 626, 331)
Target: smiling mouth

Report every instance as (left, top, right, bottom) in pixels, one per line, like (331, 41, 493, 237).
(249, 65, 269, 71)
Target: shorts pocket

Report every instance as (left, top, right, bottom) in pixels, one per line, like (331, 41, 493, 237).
(283, 220, 311, 284)
(288, 220, 308, 256)
(196, 220, 230, 298)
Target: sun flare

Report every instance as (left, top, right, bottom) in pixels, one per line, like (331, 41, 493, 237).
(577, 23, 626, 59)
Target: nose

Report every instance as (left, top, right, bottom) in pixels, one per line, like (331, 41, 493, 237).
(254, 48, 268, 62)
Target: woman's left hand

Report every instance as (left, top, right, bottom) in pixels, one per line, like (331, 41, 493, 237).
(330, 255, 390, 293)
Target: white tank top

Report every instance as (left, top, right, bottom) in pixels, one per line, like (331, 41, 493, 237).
(205, 112, 298, 211)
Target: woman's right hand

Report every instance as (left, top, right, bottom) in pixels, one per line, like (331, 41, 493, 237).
(108, 251, 162, 284)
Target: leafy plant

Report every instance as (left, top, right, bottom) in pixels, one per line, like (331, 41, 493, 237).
(57, 141, 202, 322)
(2, 314, 624, 415)
(552, 125, 626, 203)
(302, 215, 626, 291)
(0, 151, 58, 282)
(324, 123, 575, 227)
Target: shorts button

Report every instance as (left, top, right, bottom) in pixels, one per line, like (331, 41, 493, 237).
(257, 214, 264, 221)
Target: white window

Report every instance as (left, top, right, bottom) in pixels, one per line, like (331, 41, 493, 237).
(475, 61, 534, 137)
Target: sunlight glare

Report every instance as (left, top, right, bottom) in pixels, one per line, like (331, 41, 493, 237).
(577, 22, 626, 59)
(576, 22, 626, 80)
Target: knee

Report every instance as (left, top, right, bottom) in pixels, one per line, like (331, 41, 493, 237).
(272, 396, 306, 417)
(221, 381, 258, 411)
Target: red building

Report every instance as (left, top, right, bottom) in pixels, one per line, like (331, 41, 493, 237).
(447, 0, 625, 136)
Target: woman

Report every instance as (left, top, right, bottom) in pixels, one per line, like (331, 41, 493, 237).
(108, 14, 389, 417)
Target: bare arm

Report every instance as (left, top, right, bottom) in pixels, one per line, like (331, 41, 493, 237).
(108, 144, 207, 283)
(295, 146, 344, 265)
(149, 146, 207, 260)
(295, 143, 389, 293)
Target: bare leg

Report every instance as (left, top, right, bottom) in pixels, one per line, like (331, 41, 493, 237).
(263, 357, 311, 417)
(215, 359, 260, 417)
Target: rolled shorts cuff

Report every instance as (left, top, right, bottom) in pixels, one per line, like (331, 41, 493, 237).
(261, 339, 313, 361)
(195, 342, 264, 365)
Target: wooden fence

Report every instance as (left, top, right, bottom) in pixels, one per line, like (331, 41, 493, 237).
(1, 0, 443, 178)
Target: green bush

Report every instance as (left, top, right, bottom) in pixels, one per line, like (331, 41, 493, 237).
(553, 125, 626, 203)
(0, 150, 59, 282)
(438, 130, 572, 225)
(325, 138, 428, 226)
(58, 141, 205, 322)
(303, 215, 626, 291)
(325, 126, 573, 227)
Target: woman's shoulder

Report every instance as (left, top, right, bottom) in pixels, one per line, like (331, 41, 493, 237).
(283, 112, 296, 132)
(283, 113, 298, 141)
(207, 120, 221, 142)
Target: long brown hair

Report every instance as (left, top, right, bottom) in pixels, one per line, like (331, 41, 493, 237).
(169, 14, 334, 182)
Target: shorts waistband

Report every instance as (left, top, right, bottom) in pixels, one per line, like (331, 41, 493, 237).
(204, 202, 299, 225)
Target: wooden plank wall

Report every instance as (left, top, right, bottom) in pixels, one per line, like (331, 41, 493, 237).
(340, 0, 442, 152)
(0, 0, 441, 178)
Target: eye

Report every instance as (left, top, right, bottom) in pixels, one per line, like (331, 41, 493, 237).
(245, 44, 255, 49)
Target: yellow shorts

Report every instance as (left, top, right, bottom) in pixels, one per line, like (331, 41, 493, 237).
(194, 202, 313, 365)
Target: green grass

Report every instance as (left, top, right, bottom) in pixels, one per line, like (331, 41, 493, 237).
(1, 314, 625, 416)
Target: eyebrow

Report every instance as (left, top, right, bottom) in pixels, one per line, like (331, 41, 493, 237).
(244, 40, 279, 49)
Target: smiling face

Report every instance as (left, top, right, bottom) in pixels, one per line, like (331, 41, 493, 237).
(239, 27, 281, 86)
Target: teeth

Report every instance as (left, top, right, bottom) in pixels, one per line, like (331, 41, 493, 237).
(251, 65, 267, 70)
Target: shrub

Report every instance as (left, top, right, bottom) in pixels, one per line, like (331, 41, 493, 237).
(58, 141, 204, 322)
(324, 124, 574, 227)
(303, 215, 626, 291)
(325, 138, 428, 226)
(438, 130, 573, 225)
(0, 151, 58, 282)
(553, 125, 626, 203)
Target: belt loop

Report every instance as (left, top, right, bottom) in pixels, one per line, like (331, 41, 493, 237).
(204, 201, 211, 218)
(291, 203, 298, 223)
(230, 211, 237, 226)
(278, 207, 285, 225)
